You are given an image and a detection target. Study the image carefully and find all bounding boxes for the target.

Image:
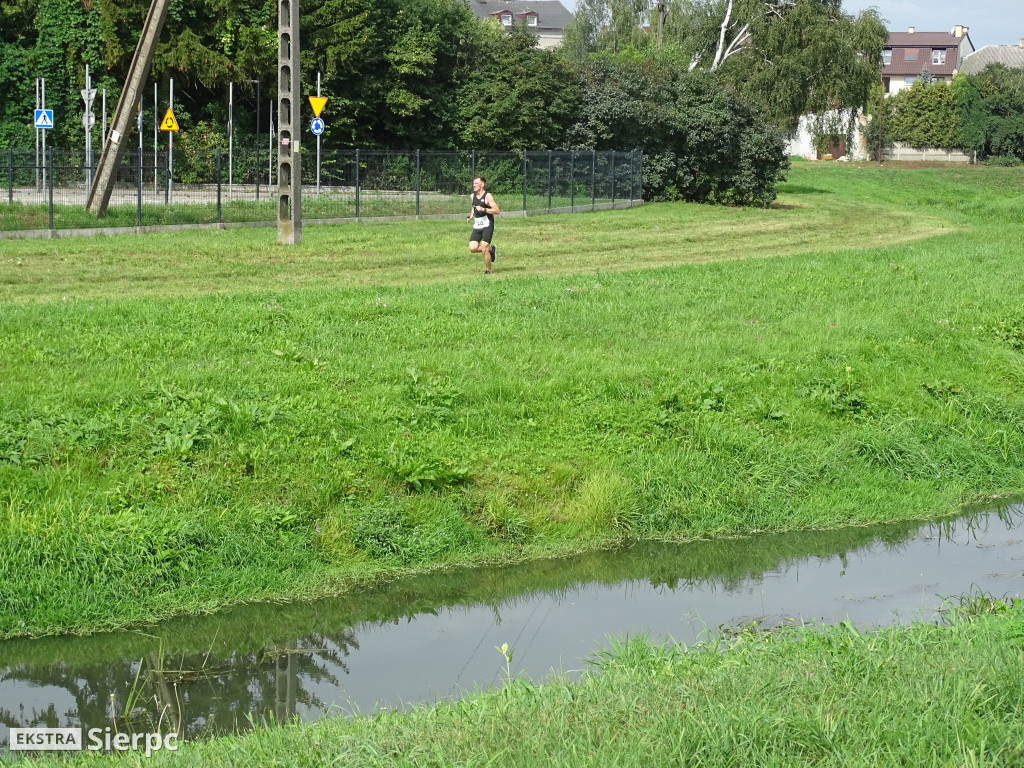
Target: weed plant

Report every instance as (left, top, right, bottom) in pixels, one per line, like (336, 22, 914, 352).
(1, 164, 1023, 637)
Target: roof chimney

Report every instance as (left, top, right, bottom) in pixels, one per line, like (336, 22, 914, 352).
(908, 26, 914, 34)
(954, 24, 965, 38)
(1019, 38, 1024, 49)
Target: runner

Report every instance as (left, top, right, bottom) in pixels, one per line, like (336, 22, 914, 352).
(467, 176, 500, 274)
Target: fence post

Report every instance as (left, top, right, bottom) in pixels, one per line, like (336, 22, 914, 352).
(415, 149, 420, 218)
(7, 148, 12, 205)
(470, 149, 476, 185)
(591, 151, 596, 210)
(216, 146, 223, 223)
(610, 150, 616, 207)
(521, 153, 527, 212)
(136, 149, 142, 227)
(637, 151, 643, 200)
(354, 149, 360, 220)
(47, 148, 54, 230)
(622, 150, 630, 202)
(164, 149, 169, 205)
(570, 151, 575, 212)
(547, 151, 553, 212)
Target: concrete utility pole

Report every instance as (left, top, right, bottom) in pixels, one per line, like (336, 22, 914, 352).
(277, 0, 301, 244)
(86, 0, 171, 217)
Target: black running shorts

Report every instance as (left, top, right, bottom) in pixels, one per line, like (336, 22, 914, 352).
(470, 225, 494, 244)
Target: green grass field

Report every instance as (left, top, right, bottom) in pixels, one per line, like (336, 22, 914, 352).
(2, 161, 1023, 640)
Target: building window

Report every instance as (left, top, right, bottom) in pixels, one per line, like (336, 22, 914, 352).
(932, 49, 946, 65)
(882, 49, 891, 65)
(905, 49, 917, 61)
(527, 15, 537, 26)
(500, 13, 511, 25)
(905, 76, 916, 86)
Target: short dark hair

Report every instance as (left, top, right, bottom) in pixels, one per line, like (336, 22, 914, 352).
(474, 176, 486, 185)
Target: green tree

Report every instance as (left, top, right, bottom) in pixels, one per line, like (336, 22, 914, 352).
(730, 1, 886, 134)
(561, 0, 609, 62)
(458, 25, 580, 150)
(306, 0, 480, 147)
(568, 50, 788, 205)
(0, 0, 37, 146)
(951, 72, 984, 157)
(970, 64, 1024, 162)
(669, 0, 886, 137)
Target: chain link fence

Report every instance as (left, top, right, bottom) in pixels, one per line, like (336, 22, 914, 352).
(1, 148, 643, 236)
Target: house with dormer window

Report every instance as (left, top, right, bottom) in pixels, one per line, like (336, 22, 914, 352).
(466, 0, 572, 49)
(882, 25, 975, 94)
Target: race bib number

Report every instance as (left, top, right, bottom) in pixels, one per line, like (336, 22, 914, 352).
(473, 215, 489, 229)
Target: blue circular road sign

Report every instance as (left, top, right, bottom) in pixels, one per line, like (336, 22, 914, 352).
(310, 117, 325, 136)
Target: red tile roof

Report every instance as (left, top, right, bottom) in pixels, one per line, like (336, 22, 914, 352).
(886, 47, 958, 76)
(884, 30, 972, 77)
(888, 31, 962, 47)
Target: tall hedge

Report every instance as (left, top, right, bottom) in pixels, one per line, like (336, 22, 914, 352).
(567, 53, 789, 206)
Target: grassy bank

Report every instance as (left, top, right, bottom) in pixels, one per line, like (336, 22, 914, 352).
(24, 599, 1024, 767)
(2, 162, 1023, 638)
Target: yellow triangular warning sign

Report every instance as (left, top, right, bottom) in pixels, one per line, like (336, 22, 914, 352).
(308, 96, 328, 118)
(159, 108, 179, 132)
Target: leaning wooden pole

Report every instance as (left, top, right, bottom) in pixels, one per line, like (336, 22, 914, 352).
(277, 0, 301, 244)
(86, 0, 171, 217)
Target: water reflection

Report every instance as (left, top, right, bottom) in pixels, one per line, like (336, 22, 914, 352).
(2, 504, 1022, 746)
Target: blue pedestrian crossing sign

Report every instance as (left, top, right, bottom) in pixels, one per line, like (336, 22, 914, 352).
(34, 109, 54, 129)
(310, 117, 325, 136)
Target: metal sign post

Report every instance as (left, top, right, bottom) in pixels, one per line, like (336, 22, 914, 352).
(228, 81, 233, 199)
(154, 83, 158, 192)
(316, 72, 321, 195)
(168, 77, 174, 204)
(35, 79, 40, 191)
(83, 65, 98, 193)
(41, 79, 46, 196)
(309, 93, 327, 197)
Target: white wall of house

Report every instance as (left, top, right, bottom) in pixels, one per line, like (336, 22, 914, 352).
(887, 74, 950, 95)
(535, 32, 562, 49)
(786, 111, 866, 160)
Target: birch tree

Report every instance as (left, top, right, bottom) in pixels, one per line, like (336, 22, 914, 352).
(673, 0, 887, 133)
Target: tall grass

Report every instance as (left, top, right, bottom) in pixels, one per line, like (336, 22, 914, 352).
(1, 163, 1023, 638)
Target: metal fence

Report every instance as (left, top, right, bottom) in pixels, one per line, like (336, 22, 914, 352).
(1, 148, 643, 236)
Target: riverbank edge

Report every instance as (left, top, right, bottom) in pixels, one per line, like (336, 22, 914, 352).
(5, 493, 1021, 643)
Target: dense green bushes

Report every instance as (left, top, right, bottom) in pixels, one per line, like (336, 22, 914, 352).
(568, 56, 788, 206)
(883, 65, 1024, 162)
(1, 0, 789, 207)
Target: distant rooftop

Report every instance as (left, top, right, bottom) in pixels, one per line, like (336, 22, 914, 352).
(961, 43, 1024, 75)
(884, 25, 974, 77)
(466, 0, 573, 31)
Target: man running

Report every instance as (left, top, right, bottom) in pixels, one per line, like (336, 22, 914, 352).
(467, 176, 500, 274)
